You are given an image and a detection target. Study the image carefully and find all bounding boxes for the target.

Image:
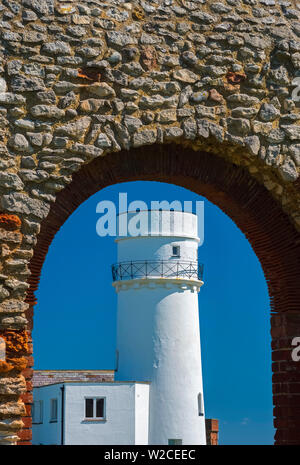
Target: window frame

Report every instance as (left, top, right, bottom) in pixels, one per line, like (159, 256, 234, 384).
(32, 400, 43, 425)
(198, 392, 204, 416)
(172, 245, 180, 257)
(50, 398, 58, 423)
(84, 397, 106, 421)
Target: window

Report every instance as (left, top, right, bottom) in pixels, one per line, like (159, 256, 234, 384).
(85, 398, 105, 420)
(168, 439, 182, 445)
(32, 400, 43, 424)
(50, 398, 58, 422)
(172, 245, 180, 257)
(198, 393, 204, 416)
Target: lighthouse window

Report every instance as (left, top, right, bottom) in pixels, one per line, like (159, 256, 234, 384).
(198, 393, 204, 416)
(85, 397, 105, 419)
(172, 246, 180, 257)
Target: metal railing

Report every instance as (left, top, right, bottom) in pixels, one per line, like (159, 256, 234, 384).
(111, 260, 204, 282)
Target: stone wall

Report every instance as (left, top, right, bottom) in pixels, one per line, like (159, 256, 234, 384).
(0, 0, 298, 445)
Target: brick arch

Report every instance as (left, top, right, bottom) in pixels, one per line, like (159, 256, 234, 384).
(0, 0, 300, 448)
(21, 143, 300, 445)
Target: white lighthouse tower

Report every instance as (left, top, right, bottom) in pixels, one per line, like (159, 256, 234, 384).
(112, 210, 206, 445)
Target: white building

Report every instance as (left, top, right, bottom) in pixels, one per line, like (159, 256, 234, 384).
(33, 210, 207, 445)
(32, 380, 149, 445)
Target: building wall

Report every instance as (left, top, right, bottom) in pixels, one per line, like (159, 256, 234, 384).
(134, 383, 150, 445)
(64, 383, 149, 445)
(64, 383, 132, 445)
(32, 384, 62, 445)
(33, 382, 150, 445)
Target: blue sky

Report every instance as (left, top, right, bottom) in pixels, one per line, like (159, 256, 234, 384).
(33, 181, 274, 445)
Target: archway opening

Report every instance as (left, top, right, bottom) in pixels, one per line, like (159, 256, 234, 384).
(33, 179, 274, 444)
(23, 144, 300, 445)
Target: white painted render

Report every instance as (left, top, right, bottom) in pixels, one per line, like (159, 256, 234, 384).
(32, 383, 62, 445)
(33, 382, 149, 445)
(116, 210, 199, 240)
(114, 211, 206, 445)
(116, 235, 199, 264)
(134, 383, 150, 445)
(115, 285, 206, 444)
